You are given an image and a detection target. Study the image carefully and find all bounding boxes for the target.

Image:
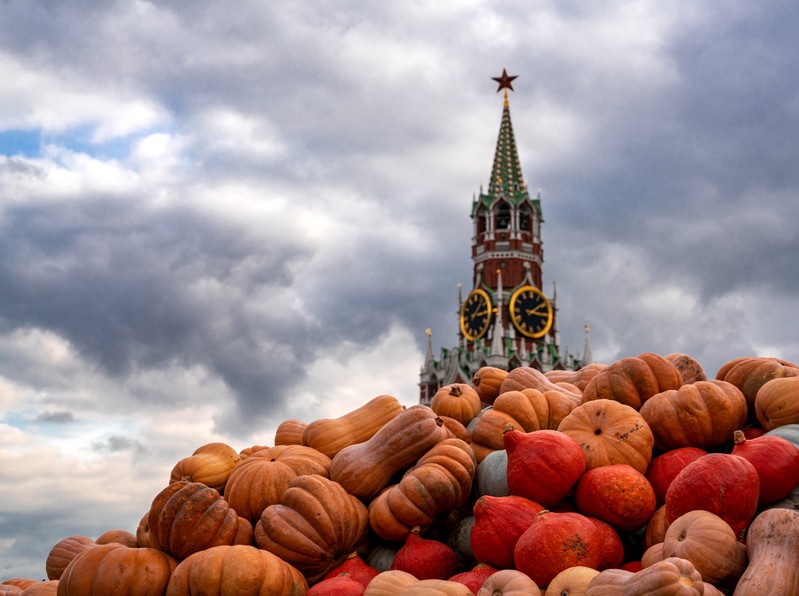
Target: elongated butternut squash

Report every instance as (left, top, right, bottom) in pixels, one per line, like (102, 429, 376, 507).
(301, 394, 404, 458)
(330, 405, 448, 501)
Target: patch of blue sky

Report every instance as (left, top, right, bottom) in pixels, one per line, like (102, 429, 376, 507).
(0, 129, 41, 157)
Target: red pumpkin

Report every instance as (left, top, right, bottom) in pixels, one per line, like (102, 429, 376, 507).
(448, 563, 498, 594)
(514, 510, 603, 588)
(470, 495, 544, 569)
(307, 572, 365, 595)
(322, 552, 379, 588)
(731, 430, 799, 505)
(575, 464, 656, 533)
(665, 453, 760, 538)
(390, 527, 457, 581)
(589, 517, 625, 570)
(504, 428, 585, 508)
(645, 447, 707, 506)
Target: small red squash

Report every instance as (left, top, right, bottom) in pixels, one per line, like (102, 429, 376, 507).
(665, 453, 760, 538)
(588, 517, 625, 570)
(470, 495, 544, 570)
(514, 510, 603, 588)
(307, 572, 365, 595)
(390, 527, 458, 581)
(448, 563, 498, 594)
(504, 428, 585, 508)
(731, 429, 799, 505)
(575, 464, 656, 533)
(322, 552, 379, 588)
(645, 447, 707, 506)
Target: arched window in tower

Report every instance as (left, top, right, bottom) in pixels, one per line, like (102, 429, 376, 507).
(475, 205, 487, 241)
(519, 204, 532, 238)
(495, 201, 511, 230)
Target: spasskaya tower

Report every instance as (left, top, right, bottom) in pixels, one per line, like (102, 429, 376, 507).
(419, 70, 592, 405)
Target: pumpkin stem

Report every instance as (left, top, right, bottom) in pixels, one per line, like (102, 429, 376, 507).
(733, 430, 746, 445)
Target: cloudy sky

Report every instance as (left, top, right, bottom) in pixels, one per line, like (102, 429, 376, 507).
(2, 0, 798, 579)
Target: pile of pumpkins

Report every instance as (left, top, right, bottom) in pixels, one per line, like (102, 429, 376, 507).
(3, 352, 799, 595)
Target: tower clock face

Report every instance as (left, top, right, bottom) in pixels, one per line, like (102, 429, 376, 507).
(460, 289, 492, 341)
(509, 285, 553, 339)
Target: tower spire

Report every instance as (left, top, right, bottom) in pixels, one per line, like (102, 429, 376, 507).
(487, 70, 525, 199)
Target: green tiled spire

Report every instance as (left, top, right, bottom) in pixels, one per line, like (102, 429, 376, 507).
(488, 91, 526, 202)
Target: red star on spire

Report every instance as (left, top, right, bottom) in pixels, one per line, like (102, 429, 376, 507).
(492, 68, 518, 92)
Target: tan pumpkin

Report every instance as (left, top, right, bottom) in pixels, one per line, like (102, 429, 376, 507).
(557, 399, 654, 474)
(164, 544, 307, 595)
(58, 543, 177, 595)
(147, 481, 253, 560)
(580, 352, 683, 410)
(20, 581, 58, 596)
(545, 362, 607, 391)
(255, 473, 369, 584)
(95, 528, 138, 547)
(0, 586, 23, 596)
(469, 388, 579, 462)
(544, 565, 599, 595)
(476, 569, 542, 595)
(2, 581, 37, 591)
(368, 438, 477, 541)
(641, 543, 666, 568)
(734, 507, 799, 595)
(223, 444, 331, 522)
(499, 366, 582, 401)
(169, 441, 241, 493)
(330, 405, 449, 501)
(587, 557, 709, 595)
(471, 366, 508, 405)
(665, 353, 707, 384)
(644, 505, 671, 549)
(45, 535, 95, 580)
(301, 394, 404, 458)
(431, 384, 483, 426)
(274, 419, 307, 446)
(639, 380, 748, 451)
(716, 356, 799, 411)
(660, 510, 747, 588)
(755, 375, 799, 430)
(364, 570, 473, 595)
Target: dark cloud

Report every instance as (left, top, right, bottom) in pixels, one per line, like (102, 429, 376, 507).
(91, 435, 146, 453)
(33, 411, 76, 424)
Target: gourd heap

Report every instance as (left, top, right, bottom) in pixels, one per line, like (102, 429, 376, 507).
(3, 353, 799, 595)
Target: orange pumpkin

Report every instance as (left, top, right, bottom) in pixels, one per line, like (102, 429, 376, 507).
(165, 544, 307, 595)
(19, 581, 58, 596)
(430, 384, 482, 426)
(716, 356, 799, 411)
(58, 543, 177, 595)
(665, 352, 706, 384)
(580, 352, 683, 410)
(274, 419, 308, 446)
(557, 399, 654, 474)
(255, 474, 369, 584)
(224, 444, 331, 522)
(545, 362, 607, 391)
(755, 375, 799, 430)
(45, 535, 95, 580)
(587, 557, 710, 594)
(471, 366, 508, 405)
(639, 380, 747, 451)
(147, 481, 253, 560)
(95, 528, 138, 547)
(169, 442, 241, 493)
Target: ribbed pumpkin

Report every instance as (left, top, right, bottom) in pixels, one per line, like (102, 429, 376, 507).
(587, 557, 709, 595)
(504, 428, 585, 508)
(731, 429, 799, 505)
(755, 375, 799, 430)
(368, 438, 476, 541)
(665, 453, 760, 538)
(575, 464, 656, 533)
(580, 352, 683, 410)
(165, 544, 307, 595)
(147, 481, 253, 560)
(514, 510, 603, 588)
(665, 352, 707, 384)
(470, 495, 544, 569)
(169, 441, 240, 493)
(255, 473, 369, 584)
(95, 528, 138, 547)
(364, 570, 473, 596)
(499, 366, 582, 402)
(660, 510, 747, 589)
(45, 535, 95, 580)
(471, 366, 509, 405)
(716, 356, 799, 411)
(223, 444, 331, 522)
(274, 419, 307, 446)
(639, 380, 747, 452)
(0, 585, 23, 595)
(557, 399, 654, 474)
(431, 384, 483, 426)
(545, 362, 607, 391)
(58, 543, 177, 595)
(476, 569, 541, 596)
(20, 581, 58, 596)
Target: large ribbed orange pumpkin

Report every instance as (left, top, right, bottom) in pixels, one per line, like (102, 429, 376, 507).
(165, 544, 307, 595)
(223, 444, 331, 522)
(45, 535, 95, 580)
(557, 399, 654, 474)
(147, 481, 253, 560)
(57, 543, 177, 595)
(755, 375, 799, 430)
(639, 380, 747, 451)
(255, 473, 369, 584)
(716, 356, 799, 411)
(169, 442, 240, 493)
